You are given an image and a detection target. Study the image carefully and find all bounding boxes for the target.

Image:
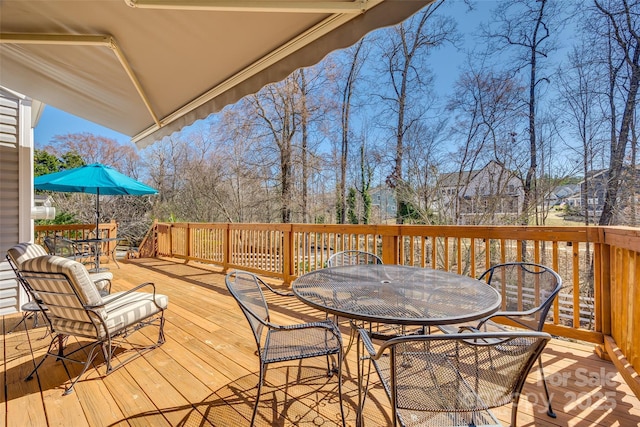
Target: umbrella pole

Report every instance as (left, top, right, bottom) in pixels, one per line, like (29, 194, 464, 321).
(95, 189, 101, 271)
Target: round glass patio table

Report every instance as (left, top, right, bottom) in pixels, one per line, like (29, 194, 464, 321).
(292, 264, 502, 327)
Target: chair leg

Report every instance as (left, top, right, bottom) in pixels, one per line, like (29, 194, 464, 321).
(251, 361, 266, 426)
(538, 356, 556, 418)
(356, 333, 372, 427)
(62, 342, 102, 395)
(157, 314, 166, 344)
(102, 340, 113, 373)
(336, 348, 346, 427)
(25, 334, 58, 381)
(7, 312, 30, 334)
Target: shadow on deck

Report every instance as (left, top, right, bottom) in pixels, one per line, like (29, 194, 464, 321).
(1, 257, 638, 426)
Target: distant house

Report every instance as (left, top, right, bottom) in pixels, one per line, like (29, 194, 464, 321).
(574, 168, 640, 221)
(547, 184, 581, 207)
(437, 160, 524, 224)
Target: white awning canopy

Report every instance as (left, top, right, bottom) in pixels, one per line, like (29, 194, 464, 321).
(0, 0, 430, 148)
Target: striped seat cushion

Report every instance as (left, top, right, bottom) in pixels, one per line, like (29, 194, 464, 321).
(52, 291, 168, 338)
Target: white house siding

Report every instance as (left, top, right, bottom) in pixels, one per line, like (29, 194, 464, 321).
(0, 88, 35, 316)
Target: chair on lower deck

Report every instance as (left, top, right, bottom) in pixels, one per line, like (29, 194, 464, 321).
(357, 329, 551, 427)
(19, 255, 168, 395)
(225, 270, 345, 426)
(439, 262, 563, 418)
(43, 235, 96, 268)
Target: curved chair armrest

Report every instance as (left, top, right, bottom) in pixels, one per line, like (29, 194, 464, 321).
(86, 281, 158, 310)
(357, 328, 378, 358)
(255, 275, 294, 297)
(476, 310, 539, 331)
(457, 325, 481, 333)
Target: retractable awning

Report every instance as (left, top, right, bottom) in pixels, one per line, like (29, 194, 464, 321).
(0, 0, 431, 148)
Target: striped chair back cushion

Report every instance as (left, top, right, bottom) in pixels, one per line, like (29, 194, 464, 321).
(20, 255, 106, 326)
(7, 243, 48, 267)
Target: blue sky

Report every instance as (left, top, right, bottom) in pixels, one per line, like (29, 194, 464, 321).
(34, 106, 131, 147)
(33, 0, 497, 149)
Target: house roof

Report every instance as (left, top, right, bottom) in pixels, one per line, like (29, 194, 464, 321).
(438, 160, 510, 188)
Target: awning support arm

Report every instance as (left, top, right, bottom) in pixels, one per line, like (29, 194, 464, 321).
(126, 0, 369, 13)
(0, 33, 161, 128)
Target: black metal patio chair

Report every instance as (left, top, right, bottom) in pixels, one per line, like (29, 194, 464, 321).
(439, 262, 563, 418)
(43, 235, 96, 268)
(357, 329, 551, 427)
(326, 250, 383, 267)
(225, 270, 345, 426)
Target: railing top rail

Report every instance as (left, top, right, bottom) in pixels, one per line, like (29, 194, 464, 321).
(155, 222, 604, 242)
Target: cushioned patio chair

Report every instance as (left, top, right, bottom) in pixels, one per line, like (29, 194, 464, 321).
(225, 270, 345, 426)
(5, 245, 50, 334)
(19, 255, 167, 395)
(439, 262, 563, 418)
(357, 329, 551, 427)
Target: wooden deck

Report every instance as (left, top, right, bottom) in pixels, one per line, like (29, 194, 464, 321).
(2, 257, 639, 427)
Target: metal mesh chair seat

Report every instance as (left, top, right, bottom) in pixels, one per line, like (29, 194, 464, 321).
(263, 319, 342, 363)
(225, 270, 345, 426)
(357, 329, 551, 427)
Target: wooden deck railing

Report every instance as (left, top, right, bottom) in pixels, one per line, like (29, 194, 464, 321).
(135, 221, 639, 398)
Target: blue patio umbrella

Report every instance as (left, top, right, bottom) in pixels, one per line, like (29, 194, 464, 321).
(34, 163, 157, 268)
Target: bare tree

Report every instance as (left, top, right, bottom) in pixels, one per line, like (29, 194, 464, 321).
(47, 132, 141, 177)
(336, 40, 366, 224)
(445, 63, 525, 224)
(142, 135, 189, 217)
(375, 0, 457, 224)
(556, 42, 607, 225)
(294, 66, 334, 223)
(249, 78, 299, 223)
(593, 0, 640, 225)
(482, 0, 565, 225)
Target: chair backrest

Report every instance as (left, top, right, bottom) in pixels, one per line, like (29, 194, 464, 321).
(43, 236, 82, 258)
(327, 250, 382, 267)
(7, 242, 48, 268)
(43, 236, 56, 254)
(479, 262, 562, 329)
(19, 255, 107, 337)
(6, 242, 49, 293)
(379, 331, 550, 423)
(225, 271, 271, 351)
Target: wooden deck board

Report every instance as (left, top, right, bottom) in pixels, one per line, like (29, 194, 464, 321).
(2, 257, 639, 427)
